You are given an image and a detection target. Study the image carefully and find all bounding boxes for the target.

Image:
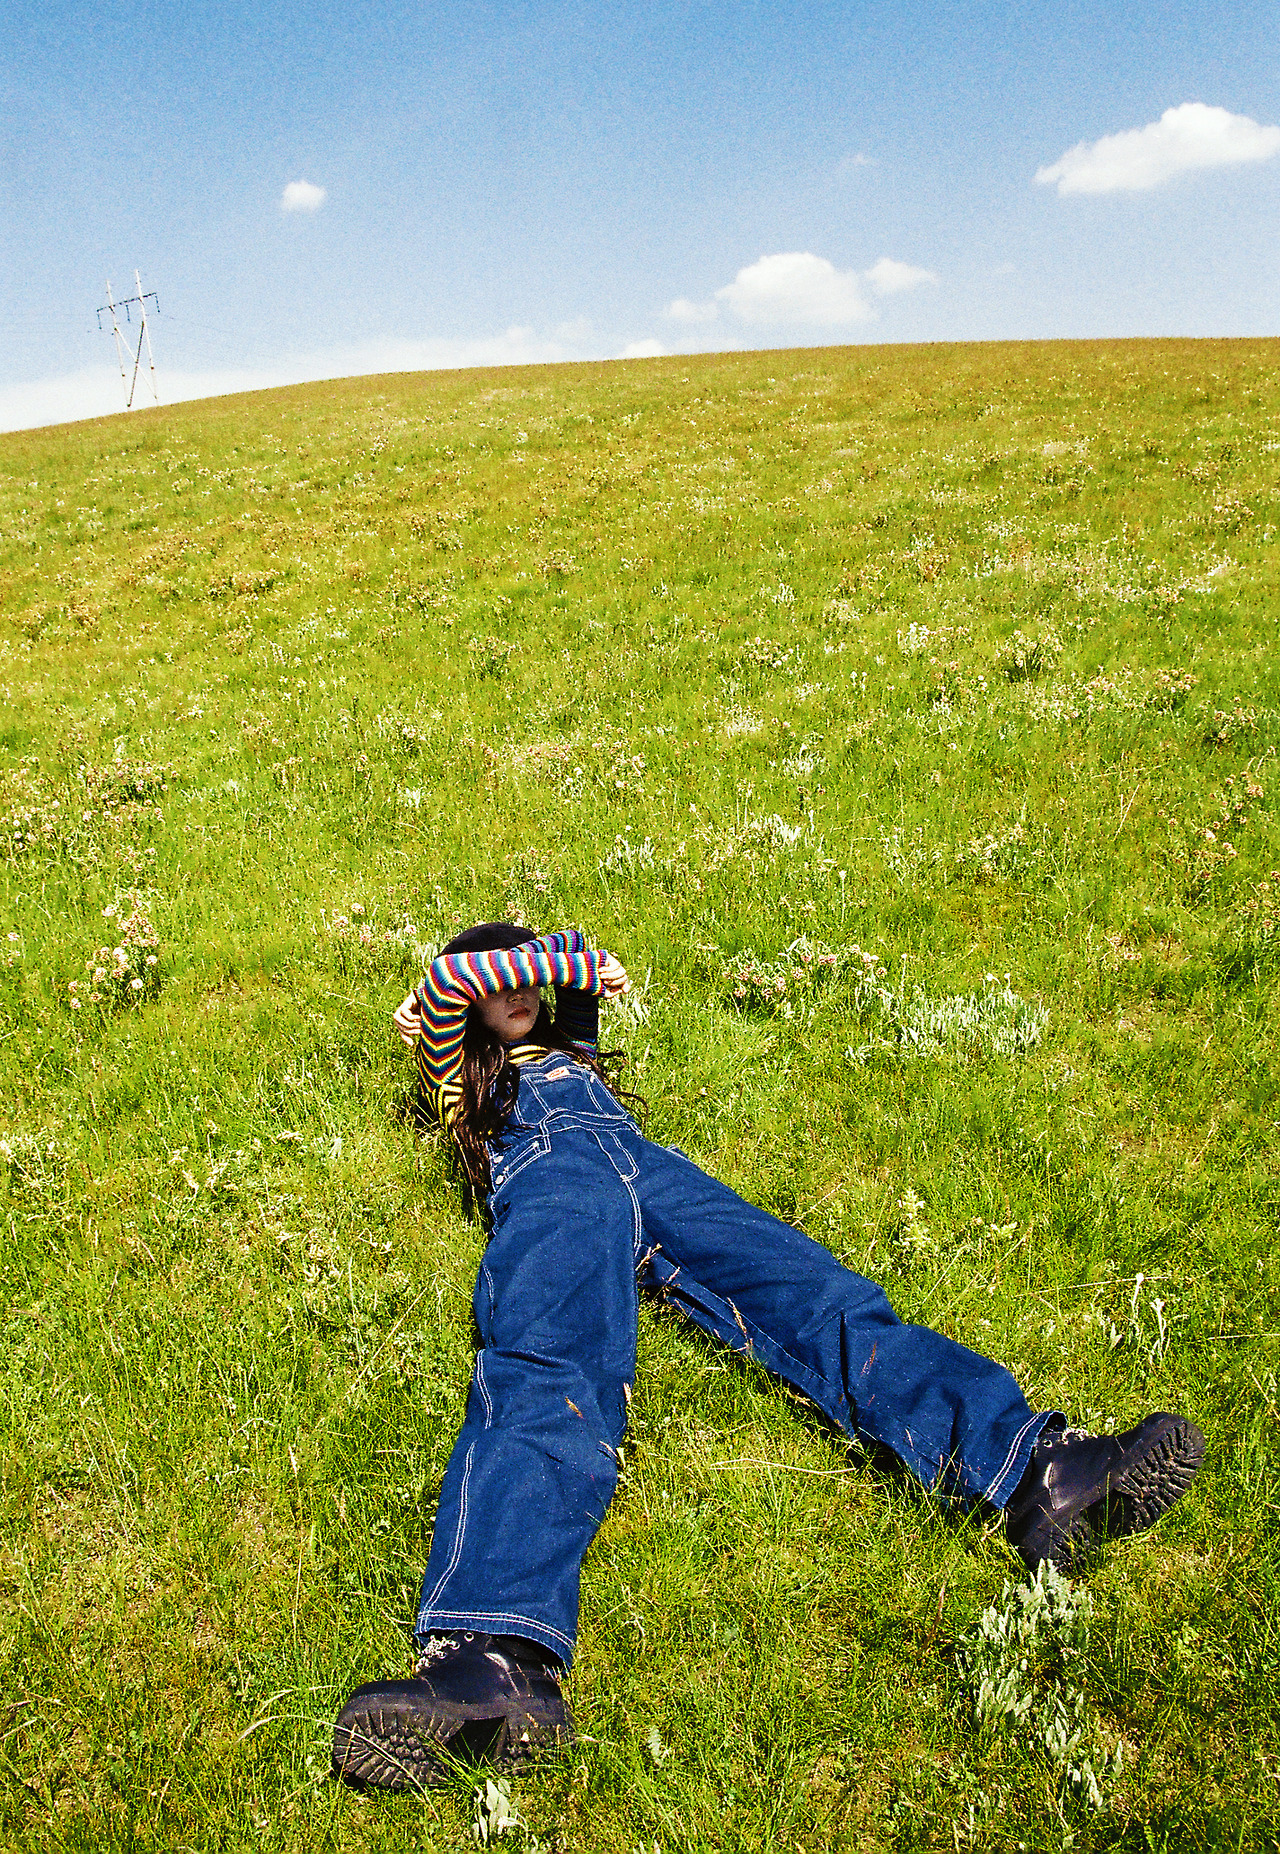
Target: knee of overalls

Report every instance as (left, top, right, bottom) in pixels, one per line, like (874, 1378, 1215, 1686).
(470, 1345, 631, 1455)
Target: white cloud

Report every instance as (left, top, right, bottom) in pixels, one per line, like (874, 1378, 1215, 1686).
(664, 250, 937, 330)
(0, 366, 135, 432)
(835, 153, 875, 175)
(865, 256, 938, 295)
(665, 296, 720, 325)
(619, 339, 666, 359)
(1035, 102, 1280, 196)
(715, 252, 873, 327)
(0, 327, 586, 435)
(281, 179, 327, 213)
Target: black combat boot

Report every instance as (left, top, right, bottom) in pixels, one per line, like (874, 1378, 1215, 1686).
(331, 1631, 573, 1792)
(1004, 1412, 1204, 1574)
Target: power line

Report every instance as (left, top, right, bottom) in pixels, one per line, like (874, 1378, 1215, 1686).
(97, 271, 159, 410)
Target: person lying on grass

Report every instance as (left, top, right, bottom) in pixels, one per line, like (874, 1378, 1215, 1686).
(332, 922, 1204, 1793)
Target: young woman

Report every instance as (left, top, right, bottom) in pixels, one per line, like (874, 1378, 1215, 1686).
(332, 923, 1204, 1792)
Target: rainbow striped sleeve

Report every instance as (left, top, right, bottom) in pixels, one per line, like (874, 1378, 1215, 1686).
(409, 929, 606, 1100)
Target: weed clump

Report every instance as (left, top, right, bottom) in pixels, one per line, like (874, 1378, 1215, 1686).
(469, 634, 518, 676)
(960, 1564, 1121, 1811)
(1201, 698, 1258, 749)
(848, 966, 1047, 1062)
(737, 633, 801, 676)
(70, 894, 160, 1009)
(1, 766, 66, 862)
(721, 935, 843, 1020)
(472, 1775, 540, 1848)
(951, 819, 1041, 884)
(1147, 667, 1198, 711)
(994, 627, 1062, 682)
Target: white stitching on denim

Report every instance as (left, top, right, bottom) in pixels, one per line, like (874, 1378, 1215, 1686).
(475, 1350, 493, 1426)
(983, 1411, 1046, 1506)
(585, 1074, 628, 1120)
(420, 1439, 476, 1615)
(623, 1172, 643, 1263)
(592, 1127, 638, 1183)
(421, 1607, 575, 1657)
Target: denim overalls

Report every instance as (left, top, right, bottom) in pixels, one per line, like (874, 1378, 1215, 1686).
(414, 1053, 1049, 1666)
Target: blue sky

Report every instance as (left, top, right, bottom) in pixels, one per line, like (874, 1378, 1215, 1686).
(2, 0, 1278, 431)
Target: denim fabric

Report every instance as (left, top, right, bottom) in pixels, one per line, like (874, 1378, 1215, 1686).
(415, 1053, 1051, 1666)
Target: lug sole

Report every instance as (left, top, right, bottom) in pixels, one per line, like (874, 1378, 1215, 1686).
(332, 1692, 571, 1793)
(1101, 1415, 1205, 1539)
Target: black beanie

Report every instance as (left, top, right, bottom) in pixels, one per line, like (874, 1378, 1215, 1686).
(439, 921, 539, 959)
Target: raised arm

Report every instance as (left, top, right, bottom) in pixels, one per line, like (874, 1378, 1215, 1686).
(407, 929, 610, 1101)
(553, 981, 599, 1057)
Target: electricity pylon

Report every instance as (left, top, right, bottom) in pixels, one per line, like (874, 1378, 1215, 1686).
(97, 271, 159, 410)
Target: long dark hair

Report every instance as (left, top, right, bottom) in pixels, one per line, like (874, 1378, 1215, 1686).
(442, 923, 638, 1201)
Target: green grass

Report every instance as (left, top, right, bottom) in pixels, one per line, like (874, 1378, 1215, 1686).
(0, 337, 1277, 1852)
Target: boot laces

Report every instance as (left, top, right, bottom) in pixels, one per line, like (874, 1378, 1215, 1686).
(412, 1633, 463, 1675)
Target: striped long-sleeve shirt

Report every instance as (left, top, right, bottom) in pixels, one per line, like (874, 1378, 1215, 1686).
(411, 929, 607, 1126)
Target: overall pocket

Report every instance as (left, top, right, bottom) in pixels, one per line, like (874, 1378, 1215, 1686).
(591, 1127, 638, 1182)
(488, 1128, 552, 1198)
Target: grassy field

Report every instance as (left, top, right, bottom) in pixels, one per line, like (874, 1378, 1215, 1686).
(0, 337, 1277, 1853)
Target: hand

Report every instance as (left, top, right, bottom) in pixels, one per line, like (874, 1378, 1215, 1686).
(598, 953, 631, 998)
(393, 992, 423, 1046)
